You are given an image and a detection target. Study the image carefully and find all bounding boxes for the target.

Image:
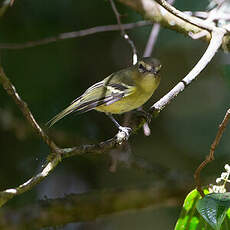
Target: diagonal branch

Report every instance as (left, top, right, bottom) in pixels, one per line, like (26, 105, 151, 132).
(150, 29, 226, 113)
(0, 156, 60, 207)
(0, 63, 144, 207)
(118, 0, 230, 51)
(0, 21, 151, 50)
(0, 68, 60, 153)
(109, 0, 138, 64)
(0, 28, 226, 207)
(143, 23, 160, 57)
(0, 0, 227, 207)
(154, 0, 218, 31)
(194, 109, 230, 197)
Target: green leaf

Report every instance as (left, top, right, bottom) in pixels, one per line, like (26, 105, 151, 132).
(174, 189, 230, 230)
(175, 189, 209, 230)
(196, 193, 230, 230)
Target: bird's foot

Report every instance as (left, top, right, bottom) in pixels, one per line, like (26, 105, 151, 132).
(116, 126, 132, 144)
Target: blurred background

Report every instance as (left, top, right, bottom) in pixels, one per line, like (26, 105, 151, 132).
(0, 0, 230, 229)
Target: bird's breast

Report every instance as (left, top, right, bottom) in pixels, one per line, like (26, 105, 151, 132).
(139, 73, 160, 93)
(96, 77, 159, 114)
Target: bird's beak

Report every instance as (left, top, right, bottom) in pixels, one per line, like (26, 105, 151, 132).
(153, 64, 162, 75)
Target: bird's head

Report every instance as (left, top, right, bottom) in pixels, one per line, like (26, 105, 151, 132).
(136, 57, 161, 76)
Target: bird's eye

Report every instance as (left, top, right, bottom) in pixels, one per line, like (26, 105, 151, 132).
(155, 69, 159, 74)
(138, 63, 146, 73)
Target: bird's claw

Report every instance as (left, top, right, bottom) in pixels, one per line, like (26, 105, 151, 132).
(116, 126, 132, 144)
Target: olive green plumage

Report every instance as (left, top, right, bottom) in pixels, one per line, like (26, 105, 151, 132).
(47, 57, 161, 127)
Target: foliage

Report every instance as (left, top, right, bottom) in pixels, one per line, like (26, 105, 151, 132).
(175, 189, 230, 230)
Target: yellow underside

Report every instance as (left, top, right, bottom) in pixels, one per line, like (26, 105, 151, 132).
(95, 76, 159, 114)
(95, 94, 150, 114)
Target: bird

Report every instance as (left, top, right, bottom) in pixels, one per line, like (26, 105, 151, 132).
(47, 57, 161, 136)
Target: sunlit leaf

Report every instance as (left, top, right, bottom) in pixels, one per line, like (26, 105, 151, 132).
(174, 189, 230, 230)
(196, 193, 230, 230)
(174, 189, 208, 230)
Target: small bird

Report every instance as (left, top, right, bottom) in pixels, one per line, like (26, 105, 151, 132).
(47, 57, 161, 135)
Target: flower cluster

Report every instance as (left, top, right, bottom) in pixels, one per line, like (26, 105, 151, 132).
(208, 164, 230, 193)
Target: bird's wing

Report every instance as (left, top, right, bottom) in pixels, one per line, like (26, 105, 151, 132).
(47, 72, 136, 127)
(73, 81, 136, 113)
(71, 80, 104, 104)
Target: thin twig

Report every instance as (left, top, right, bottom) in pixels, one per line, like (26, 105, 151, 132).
(0, 21, 152, 50)
(0, 0, 227, 207)
(10, 0, 14, 6)
(194, 109, 230, 197)
(0, 27, 224, 205)
(0, 131, 169, 207)
(109, 0, 138, 64)
(187, 11, 230, 21)
(154, 0, 218, 32)
(0, 29, 226, 207)
(0, 135, 120, 206)
(109, 0, 139, 145)
(0, 67, 60, 153)
(143, 0, 175, 57)
(116, 0, 229, 51)
(143, 24, 160, 57)
(0, 58, 151, 207)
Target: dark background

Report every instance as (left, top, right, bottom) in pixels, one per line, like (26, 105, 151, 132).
(0, 0, 230, 229)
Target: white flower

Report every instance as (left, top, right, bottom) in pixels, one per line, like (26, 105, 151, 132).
(209, 164, 230, 193)
(225, 164, 230, 172)
(209, 185, 226, 193)
(221, 172, 228, 179)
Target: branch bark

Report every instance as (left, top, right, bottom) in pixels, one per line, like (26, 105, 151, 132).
(150, 29, 225, 113)
(0, 0, 228, 207)
(118, 0, 230, 51)
(0, 21, 152, 50)
(0, 67, 60, 153)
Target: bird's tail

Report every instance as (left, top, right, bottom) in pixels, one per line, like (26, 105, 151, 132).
(46, 100, 80, 127)
(47, 93, 115, 127)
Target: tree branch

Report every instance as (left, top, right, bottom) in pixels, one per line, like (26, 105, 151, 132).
(143, 23, 160, 57)
(0, 21, 152, 50)
(118, 0, 230, 51)
(109, 0, 138, 64)
(150, 29, 225, 113)
(143, 0, 176, 60)
(154, 0, 218, 31)
(0, 66, 141, 207)
(194, 109, 230, 197)
(0, 0, 228, 207)
(0, 27, 226, 208)
(0, 157, 60, 207)
(0, 67, 60, 153)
